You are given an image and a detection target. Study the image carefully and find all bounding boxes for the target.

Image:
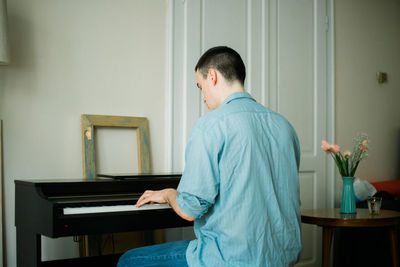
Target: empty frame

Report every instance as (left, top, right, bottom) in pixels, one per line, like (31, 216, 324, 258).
(81, 114, 152, 179)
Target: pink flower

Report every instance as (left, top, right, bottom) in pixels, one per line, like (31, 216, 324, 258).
(329, 144, 340, 154)
(321, 141, 340, 154)
(343, 150, 352, 158)
(321, 141, 331, 154)
(358, 140, 368, 152)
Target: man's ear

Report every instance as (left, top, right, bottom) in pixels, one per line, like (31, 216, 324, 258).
(208, 68, 218, 86)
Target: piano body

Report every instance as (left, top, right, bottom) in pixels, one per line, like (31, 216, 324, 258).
(15, 174, 192, 267)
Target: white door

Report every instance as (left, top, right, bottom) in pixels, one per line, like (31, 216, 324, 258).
(167, 0, 335, 266)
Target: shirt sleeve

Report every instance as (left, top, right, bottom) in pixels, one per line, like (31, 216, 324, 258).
(176, 192, 212, 219)
(176, 121, 223, 219)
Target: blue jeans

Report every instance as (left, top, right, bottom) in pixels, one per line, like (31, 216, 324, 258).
(117, 240, 191, 267)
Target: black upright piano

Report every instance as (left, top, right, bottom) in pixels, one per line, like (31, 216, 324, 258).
(15, 174, 192, 267)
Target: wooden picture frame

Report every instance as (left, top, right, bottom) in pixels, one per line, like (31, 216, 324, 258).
(81, 114, 152, 179)
(80, 114, 153, 256)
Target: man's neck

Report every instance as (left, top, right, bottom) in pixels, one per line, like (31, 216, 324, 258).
(217, 82, 245, 107)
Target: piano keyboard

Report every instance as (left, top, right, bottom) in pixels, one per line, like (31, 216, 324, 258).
(63, 203, 171, 215)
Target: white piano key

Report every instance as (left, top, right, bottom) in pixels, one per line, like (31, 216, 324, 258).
(63, 203, 171, 215)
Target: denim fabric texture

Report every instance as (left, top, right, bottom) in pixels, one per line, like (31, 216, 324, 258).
(117, 240, 190, 267)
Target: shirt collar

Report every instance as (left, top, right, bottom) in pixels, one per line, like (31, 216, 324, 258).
(222, 91, 255, 105)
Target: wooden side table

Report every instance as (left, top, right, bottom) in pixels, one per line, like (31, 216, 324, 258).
(301, 208, 400, 267)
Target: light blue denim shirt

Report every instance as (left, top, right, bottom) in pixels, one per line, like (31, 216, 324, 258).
(176, 92, 302, 267)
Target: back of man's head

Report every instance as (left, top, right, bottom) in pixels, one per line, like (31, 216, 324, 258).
(195, 46, 246, 85)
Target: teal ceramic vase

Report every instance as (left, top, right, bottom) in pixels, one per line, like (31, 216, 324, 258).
(340, 176, 356, 214)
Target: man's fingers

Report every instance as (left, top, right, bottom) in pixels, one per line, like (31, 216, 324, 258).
(136, 190, 166, 207)
(136, 190, 153, 207)
(137, 197, 149, 207)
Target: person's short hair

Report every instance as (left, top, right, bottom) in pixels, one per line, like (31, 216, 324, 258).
(195, 46, 246, 85)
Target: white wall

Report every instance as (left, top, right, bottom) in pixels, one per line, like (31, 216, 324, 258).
(335, 0, 400, 182)
(0, 0, 168, 266)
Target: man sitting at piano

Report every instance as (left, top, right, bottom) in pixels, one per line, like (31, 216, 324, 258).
(117, 46, 301, 267)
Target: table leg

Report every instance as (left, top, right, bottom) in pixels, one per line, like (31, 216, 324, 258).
(389, 226, 399, 267)
(322, 226, 334, 267)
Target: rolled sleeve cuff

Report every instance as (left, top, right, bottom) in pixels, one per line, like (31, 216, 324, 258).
(176, 192, 211, 219)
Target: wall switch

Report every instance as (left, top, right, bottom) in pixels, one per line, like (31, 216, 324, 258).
(377, 72, 388, 83)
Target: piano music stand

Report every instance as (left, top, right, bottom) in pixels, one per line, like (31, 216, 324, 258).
(97, 172, 182, 180)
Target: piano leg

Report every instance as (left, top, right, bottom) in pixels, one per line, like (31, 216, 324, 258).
(16, 227, 41, 267)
